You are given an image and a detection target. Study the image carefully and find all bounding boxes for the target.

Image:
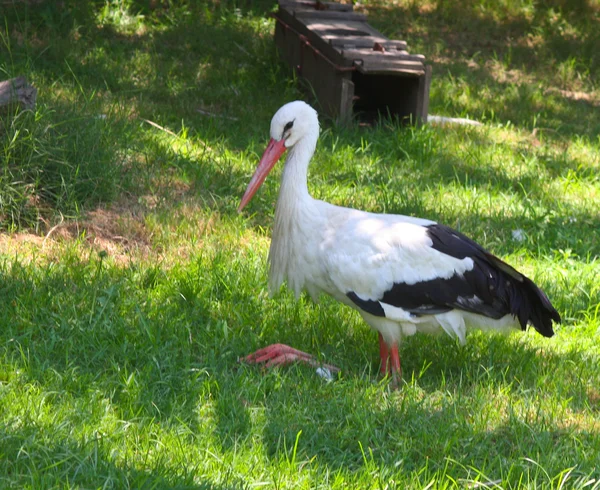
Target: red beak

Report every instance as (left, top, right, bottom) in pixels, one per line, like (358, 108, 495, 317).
(238, 138, 287, 212)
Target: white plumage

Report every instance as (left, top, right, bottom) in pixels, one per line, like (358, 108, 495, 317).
(239, 101, 560, 384)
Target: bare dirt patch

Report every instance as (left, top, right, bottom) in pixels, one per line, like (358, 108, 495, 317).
(0, 191, 230, 267)
(54, 203, 154, 264)
(0, 199, 154, 265)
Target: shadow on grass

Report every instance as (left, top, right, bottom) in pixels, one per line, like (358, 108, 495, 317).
(2, 0, 297, 226)
(0, 96, 134, 230)
(214, 330, 600, 482)
(1, 1, 599, 485)
(4, 0, 291, 137)
(308, 124, 600, 261)
(0, 427, 243, 489)
(363, 0, 600, 138)
(0, 250, 598, 483)
(4, 0, 598, 261)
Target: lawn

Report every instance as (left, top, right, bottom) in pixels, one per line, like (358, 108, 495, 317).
(1, 0, 600, 488)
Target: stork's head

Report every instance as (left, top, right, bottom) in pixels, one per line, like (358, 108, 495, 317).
(238, 101, 319, 212)
(269, 100, 319, 148)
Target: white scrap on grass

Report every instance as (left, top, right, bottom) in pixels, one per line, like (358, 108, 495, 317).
(428, 115, 483, 127)
(512, 229, 526, 242)
(316, 367, 334, 382)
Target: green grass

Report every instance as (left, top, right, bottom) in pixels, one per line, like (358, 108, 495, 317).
(1, 0, 600, 488)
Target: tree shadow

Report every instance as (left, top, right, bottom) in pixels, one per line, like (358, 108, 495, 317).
(0, 243, 598, 484)
(0, 425, 245, 488)
(5, 0, 598, 254)
(2, 1, 599, 484)
(305, 123, 600, 263)
(2, 0, 299, 224)
(363, 0, 600, 139)
(218, 327, 600, 483)
(4, 0, 290, 136)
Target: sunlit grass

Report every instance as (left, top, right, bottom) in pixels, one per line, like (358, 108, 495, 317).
(1, 0, 600, 488)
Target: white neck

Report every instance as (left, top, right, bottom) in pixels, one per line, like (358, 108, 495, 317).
(278, 139, 313, 207)
(268, 129, 319, 295)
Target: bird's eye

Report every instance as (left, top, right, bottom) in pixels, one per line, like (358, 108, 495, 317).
(283, 121, 294, 132)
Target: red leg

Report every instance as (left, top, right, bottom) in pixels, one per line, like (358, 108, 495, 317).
(378, 333, 390, 376)
(241, 343, 340, 372)
(389, 342, 402, 388)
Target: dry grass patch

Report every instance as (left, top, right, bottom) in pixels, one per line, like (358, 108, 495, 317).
(0, 200, 153, 265)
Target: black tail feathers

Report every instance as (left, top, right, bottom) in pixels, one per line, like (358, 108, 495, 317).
(515, 276, 561, 338)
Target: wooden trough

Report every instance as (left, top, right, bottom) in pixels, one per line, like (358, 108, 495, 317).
(273, 0, 431, 124)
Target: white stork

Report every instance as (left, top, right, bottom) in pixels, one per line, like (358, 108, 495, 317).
(238, 101, 560, 385)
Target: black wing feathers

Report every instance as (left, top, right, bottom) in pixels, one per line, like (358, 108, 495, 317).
(347, 223, 560, 337)
(425, 224, 559, 336)
(346, 292, 385, 317)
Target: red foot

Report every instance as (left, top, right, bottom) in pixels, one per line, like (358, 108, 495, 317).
(241, 343, 340, 372)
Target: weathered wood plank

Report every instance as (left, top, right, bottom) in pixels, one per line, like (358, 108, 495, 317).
(343, 50, 425, 69)
(293, 9, 367, 21)
(356, 62, 425, 76)
(279, 0, 353, 11)
(328, 37, 409, 52)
